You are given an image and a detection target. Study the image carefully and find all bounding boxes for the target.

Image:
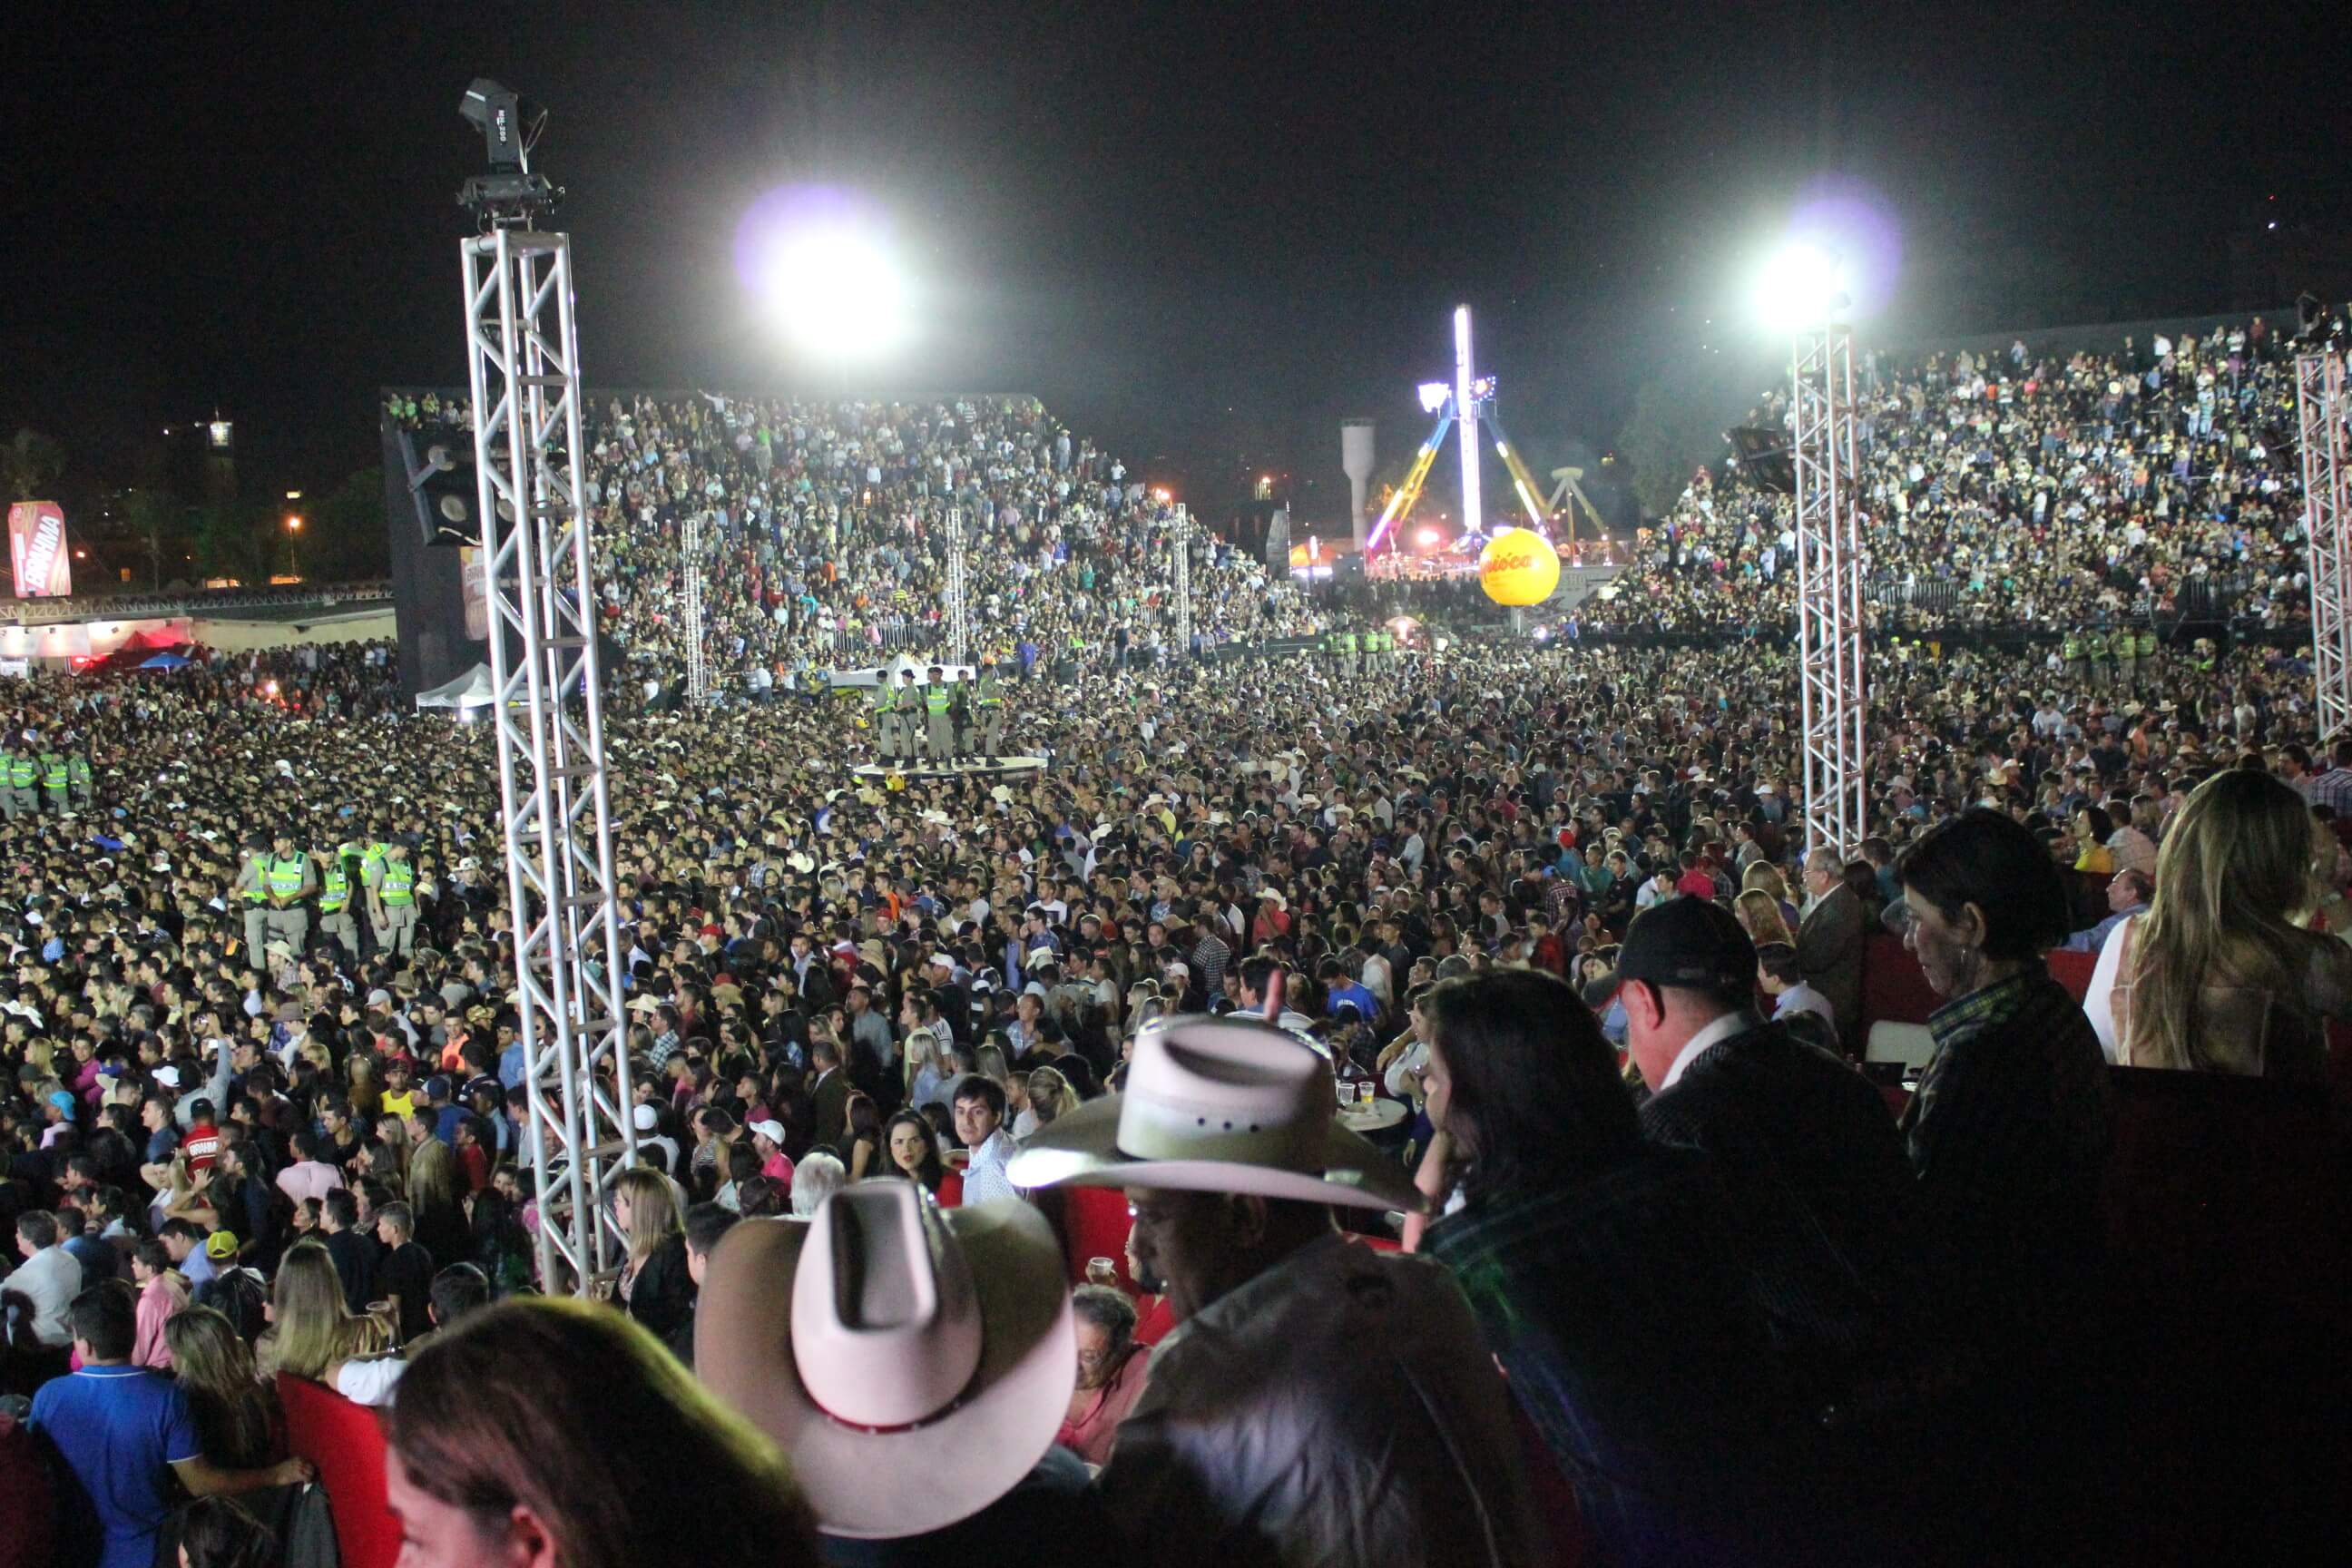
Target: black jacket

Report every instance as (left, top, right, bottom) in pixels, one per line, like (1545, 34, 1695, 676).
(625, 1232, 694, 1344)
(1639, 1018, 1926, 1393)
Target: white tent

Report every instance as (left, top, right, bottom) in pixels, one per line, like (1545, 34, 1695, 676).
(828, 652, 974, 689)
(413, 662, 497, 711)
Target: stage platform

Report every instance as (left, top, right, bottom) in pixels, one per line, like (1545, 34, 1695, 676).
(851, 755, 1047, 782)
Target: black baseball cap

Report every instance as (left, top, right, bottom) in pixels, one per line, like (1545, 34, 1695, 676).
(1617, 897, 1756, 995)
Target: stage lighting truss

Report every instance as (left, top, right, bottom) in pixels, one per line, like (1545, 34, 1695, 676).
(944, 508, 969, 667)
(459, 226, 637, 1294)
(1172, 505, 1193, 653)
(1791, 323, 1869, 857)
(2298, 348, 2351, 738)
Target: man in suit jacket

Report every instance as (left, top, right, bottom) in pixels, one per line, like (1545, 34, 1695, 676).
(1795, 848, 1866, 1051)
(1618, 898, 1928, 1406)
(808, 1038, 851, 1152)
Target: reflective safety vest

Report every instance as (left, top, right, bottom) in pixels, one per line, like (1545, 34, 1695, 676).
(363, 842, 389, 877)
(923, 685, 952, 714)
(66, 756, 89, 786)
(265, 856, 307, 898)
(2061, 635, 2081, 660)
(319, 863, 351, 912)
(2136, 629, 2157, 658)
(1340, 632, 1358, 654)
(870, 684, 894, 711)
(379, 860, 416, 905)
(7, 755, 31, 789)
(974, 676, 1003, 708)
(39, 754, 65, 789)
(240, 857, 270, 903)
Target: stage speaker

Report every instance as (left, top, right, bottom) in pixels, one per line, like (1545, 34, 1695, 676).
(1728, 426, 1795, 496)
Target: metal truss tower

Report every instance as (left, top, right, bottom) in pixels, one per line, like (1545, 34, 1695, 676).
(682, 511, 710, 705)
(460, 226, 637, 1294)
(944, 506, 969, 665)
(1171, 505, 1193, 655)
(1790, 323, 1869, 856)
(2298, 349, 2350, 739)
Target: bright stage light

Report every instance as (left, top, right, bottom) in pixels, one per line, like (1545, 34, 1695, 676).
(1752, 240, 1848, 333)
(735, 185, 911, 363)
(1416, 381, 1451, 415)
(1416, 527, 1441, 548)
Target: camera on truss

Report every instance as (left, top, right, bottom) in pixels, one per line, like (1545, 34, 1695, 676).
(457, 78, 562, 228)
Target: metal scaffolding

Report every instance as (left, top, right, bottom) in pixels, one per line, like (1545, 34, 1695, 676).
(681, 511, 710, 706)
(2298, 349, 2350, 739)
(460, 226, 636, 1294)
(944, 506, 969, 665)
(1790, 323, 1869, 856)
(1171, 505, 1193, 654)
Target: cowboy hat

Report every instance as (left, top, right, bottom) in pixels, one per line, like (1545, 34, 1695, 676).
(1008, 1016, 1420, 1212)
(696, 1186, 1073, 1539)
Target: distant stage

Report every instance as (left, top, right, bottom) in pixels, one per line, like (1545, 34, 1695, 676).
(850, 754, 1048, 782)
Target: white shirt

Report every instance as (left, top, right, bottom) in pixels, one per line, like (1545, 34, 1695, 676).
(1771, 984, 1839, 1044)
(961, 1128, 1022, 1206)
(11, 1244, 83, 1348)
(336, 1355, 407, 1407)
(1660, 1011, 1754, 1093)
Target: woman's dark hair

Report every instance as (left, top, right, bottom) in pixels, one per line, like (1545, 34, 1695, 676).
(2078, 803, 2114, 844)
(1422, 970, 1641, 1199)
(1896, 807, 2072, 960)
(879, 1110, 944, 1191)
(174, 1495, 275, 1568)
(845, 1092, 882, 1148)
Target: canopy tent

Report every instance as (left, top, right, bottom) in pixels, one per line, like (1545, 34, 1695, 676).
(135, 651, 192, 670)
(827, 651, 975, 690)
(413, 662, 496, 710)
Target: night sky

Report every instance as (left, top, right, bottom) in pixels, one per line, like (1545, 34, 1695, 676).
(5, 1, 2347, 522)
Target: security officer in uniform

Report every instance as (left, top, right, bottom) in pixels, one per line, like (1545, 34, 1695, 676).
(2112, 622, 2138, 690)
(2062, 628, 2085, 686)
(232, 836, 274, 956)
(368, 838, 419, 958)
(257, 831, 316, 955)
(871, 677, 903, 763)
(66, 750, 92, 810)
(921, 665, 956, 765)
(6, 744, 35, 819)
(894, 670, 922, 761)
(38, 742, 68, 814)
(2134, 624, 2158, 691)
(316, 841, 361, 956)
(969, 657, 1008, 760)
(0, 740, 17, 822)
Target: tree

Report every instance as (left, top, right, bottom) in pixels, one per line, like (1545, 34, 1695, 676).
(192, 500, 268, 585)
(1, 428, 65, 501)
(119, 487, 189, 591)
(302, 467, 392, 582)
(1614, 375, 1731, 521)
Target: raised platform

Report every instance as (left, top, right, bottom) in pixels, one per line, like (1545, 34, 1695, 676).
(852, 754, 1048, 782)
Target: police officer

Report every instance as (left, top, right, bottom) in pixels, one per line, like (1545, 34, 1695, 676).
(2112, 622, 2138, 690)
(969, 657, 1007, 760)
(231, 835, 274, 956)
(921, 665, 956, 764)
(65, 750, 92, 810)
(37, 742, 68, 814)
(1340, 625, 1359, 677)
(2062, 628, 2085, 686)
(871, 676, 903, 762)
(5, 745, 32, 818)
(2134, 624, 2158, 690)
(368, 838, 419, 958)
(317, 841, 361, 956)
(256, 831, 316, 955)
(0, 740, 17, 822)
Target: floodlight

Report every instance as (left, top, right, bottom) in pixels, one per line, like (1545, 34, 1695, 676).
(1416, 381, 1451, 415)
(457, 78, 561, 227)
(1753, 240, 1848, 333)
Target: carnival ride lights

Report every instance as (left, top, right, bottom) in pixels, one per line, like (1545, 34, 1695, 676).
(1367, 306, 1562, 554)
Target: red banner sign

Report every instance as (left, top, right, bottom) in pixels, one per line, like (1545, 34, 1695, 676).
(7, 502, 71, 598)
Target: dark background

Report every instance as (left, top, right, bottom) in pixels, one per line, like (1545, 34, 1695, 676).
(5, 0, 2347, 537)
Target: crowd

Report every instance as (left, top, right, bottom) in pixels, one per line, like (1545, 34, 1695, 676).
(388, 388, 1317, 687)
(1585, 318, 2317, 637)
(0, 579, 2342, 1564)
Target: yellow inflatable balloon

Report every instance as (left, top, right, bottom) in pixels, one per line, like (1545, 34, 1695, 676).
(1478, 529, 1561, 607)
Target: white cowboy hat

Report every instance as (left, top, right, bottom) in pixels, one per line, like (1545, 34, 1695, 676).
(696, 1186, 1074, 1539)
(1009, 1016, 1420, 1212)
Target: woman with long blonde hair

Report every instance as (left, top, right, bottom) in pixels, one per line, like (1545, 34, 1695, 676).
(1024, 1065, 1081, 1131)
(167, 1306, 284, 1469)
(2086, 769, 2352, 1079)
(266, 1240, 396, 1396)
(1732, 889, 1795, 948)
(407, 1134, 471, 1267)
(611, 1166, 691, 1345)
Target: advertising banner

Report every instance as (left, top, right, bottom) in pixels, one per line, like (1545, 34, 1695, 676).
(6, 502, 71, 598)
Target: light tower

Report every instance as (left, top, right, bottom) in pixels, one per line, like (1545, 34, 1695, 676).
(1364, 305, 1560, 555)
(2298, 345, 2350, 737)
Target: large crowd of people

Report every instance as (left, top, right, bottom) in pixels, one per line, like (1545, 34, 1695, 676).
(0, 350, 2343, 1568)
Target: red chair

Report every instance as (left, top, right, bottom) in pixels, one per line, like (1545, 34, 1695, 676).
(1042, 1183, 1140, 1291)
(2043, 947, 2097, 1002)
(278, 1374, 401, 1568)
(1859, 934, 1937, 1030)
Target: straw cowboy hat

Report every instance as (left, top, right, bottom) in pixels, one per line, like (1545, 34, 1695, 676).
(1008, 1016, 1421, 1212)
(695, 1185, 1073, 1540)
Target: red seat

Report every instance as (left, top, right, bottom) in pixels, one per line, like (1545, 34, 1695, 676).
(2043, 947, 2097, 1002)
(278, 1374, 401, 1568)
(1859, 934, 1937, 1029)
(1049, 1184, 1139, 1291)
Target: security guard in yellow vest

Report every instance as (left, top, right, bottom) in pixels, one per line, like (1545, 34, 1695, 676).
(2112, 623, 2138, 688)
(2134, 626, 2157, 688)
(66, 751, 92, 808)
(2062, 630, 2085, 685)
(368, 838, 419, 957)
(231, 836, 275, 956)
(259, 831, 317, 956)
(316, 842, 360, 955)
(0, 745, 18, 822)
(1339, 628, 1360, 677)
(37, 748, 68, 814)
(871, 679, 904, 762)
(5, 747, 34, 819)
(969, 658, 1007, 759)
(921, 665, 956, 763)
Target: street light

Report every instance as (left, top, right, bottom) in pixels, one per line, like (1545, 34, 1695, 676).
(285, 514, 303, 579)
(1751, 240, 1848, 333)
